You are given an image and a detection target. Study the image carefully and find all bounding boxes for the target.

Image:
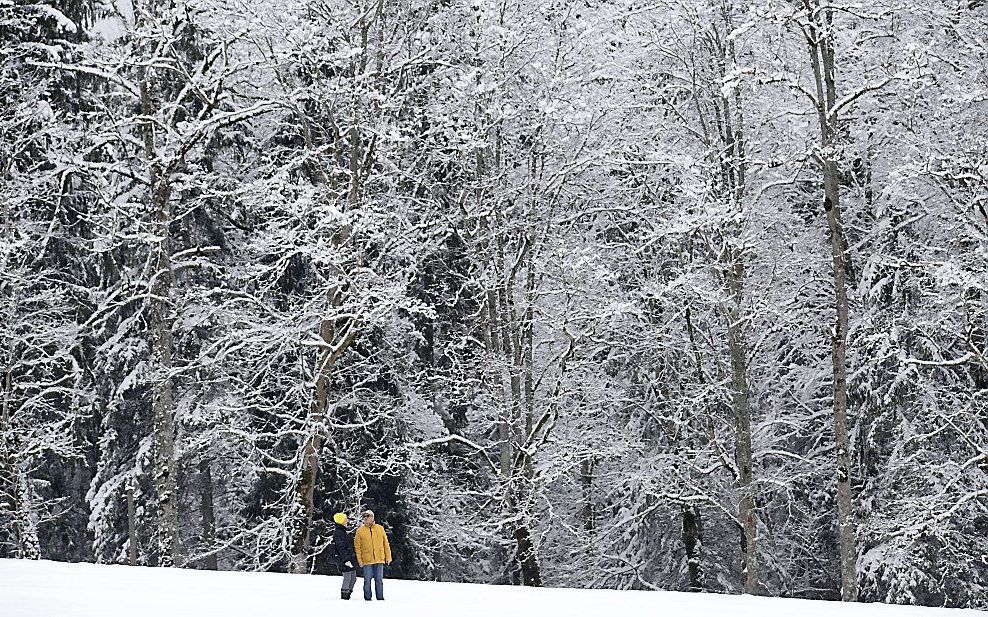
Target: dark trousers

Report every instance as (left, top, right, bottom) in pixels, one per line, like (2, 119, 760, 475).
(362, 563, 384, 600)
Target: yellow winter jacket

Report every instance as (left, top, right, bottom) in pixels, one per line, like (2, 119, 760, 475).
(354, 523, 392, 566)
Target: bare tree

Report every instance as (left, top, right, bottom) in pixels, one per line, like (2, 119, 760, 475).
(784, 0, 865, 599)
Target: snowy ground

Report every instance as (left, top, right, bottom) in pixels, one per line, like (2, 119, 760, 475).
(1, 559, 983, 617)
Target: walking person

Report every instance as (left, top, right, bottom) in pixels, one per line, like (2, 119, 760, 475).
(331, 513, 358, 600)
(353, 509, 391, 601)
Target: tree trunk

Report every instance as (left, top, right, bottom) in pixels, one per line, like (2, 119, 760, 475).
(523, 260, 536, 480)
(291, 310, 359, 573)
(1, 311, 38, 561)
(824, 159, 857, 602)
(149, 225, 179, 567)
(0, 350, 14, 559)
(682, 504, 704, 592)
(198, 459, 217, 570)
(127, 482, 138, 566)
(13, 475, 38, 559)
(514, 525, 542, 587)
(487, 289, 512, 479)
(498, 284, 523, 461)
(580, 456, 595, 538)
(802, 2, 857, 600)
(505, 239, 543, 588)
(149, 210, 179, 567)
(724, 269, 758, 595)
(291, 317, 334, 574)
(693, 7, 759, 593)
(138, 61, 180, 568)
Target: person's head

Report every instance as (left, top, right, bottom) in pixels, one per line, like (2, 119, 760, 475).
(361, 509, 375, 526)
(333, 512, 348, 526)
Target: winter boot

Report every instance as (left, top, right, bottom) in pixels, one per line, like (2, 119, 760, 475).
(342, 591, 351, 600)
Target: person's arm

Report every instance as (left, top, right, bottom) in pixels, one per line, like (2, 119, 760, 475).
(383, 527, 392, 565)
(341, 535, 352, 567)
(353, 530, 363, 567)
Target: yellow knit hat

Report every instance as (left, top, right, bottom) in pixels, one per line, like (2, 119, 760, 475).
(333, 512, 348, 525)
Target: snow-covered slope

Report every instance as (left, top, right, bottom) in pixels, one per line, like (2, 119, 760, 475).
(0, 559, 982, 617)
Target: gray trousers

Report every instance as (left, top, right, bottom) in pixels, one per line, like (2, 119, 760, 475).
(341, 569, 357, 594)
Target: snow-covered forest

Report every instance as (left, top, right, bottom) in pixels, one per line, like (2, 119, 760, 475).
(1, 0, 986, 609)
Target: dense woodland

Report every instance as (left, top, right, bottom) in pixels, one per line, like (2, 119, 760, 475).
(1, 0, 987, 609)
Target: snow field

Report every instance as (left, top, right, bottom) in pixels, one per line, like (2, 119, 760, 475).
(2, 559, 984, 617)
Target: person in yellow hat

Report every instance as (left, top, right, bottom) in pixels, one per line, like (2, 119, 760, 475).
(331, 512, 358, 600)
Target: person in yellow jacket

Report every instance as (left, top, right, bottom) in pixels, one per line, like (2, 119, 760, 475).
(353, 509, 391, 601)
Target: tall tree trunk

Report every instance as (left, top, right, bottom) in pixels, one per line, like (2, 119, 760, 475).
(681, 306, 712, 591)
(491, 278, 542, 587)
(476, 114, 542, 587)
(149, 196, 179, 568)
(127, 481, 138, 566)
(824, 159, 857, 602)
(199, 459, 217, 570)
(0, 348, 15, 559)
(716, 18, 758, 594)
(516, 263, 542, 588)
(482, 257, 539, 586)
(291, 310, 359, 573)
(488, 290, 512, 480)
(1, 318, 38, 561)
(291, 317, 334, 574)
(692, 7, 759, 593)
(801, 1, 857, 600)
(523, 259, 536, 480)
(288, 27, 368, 570)
(724, 260, 758, 595)
(139, 63, 180, 567)
(502, 233, 543, 588)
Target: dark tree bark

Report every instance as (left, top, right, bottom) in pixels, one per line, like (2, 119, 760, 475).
(127, 482, 137, 566)
(682, 504, 704, 592)
(514, 525, 542, 587)
(581, 456, 595, 537)
(199, 459, 217, 570)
